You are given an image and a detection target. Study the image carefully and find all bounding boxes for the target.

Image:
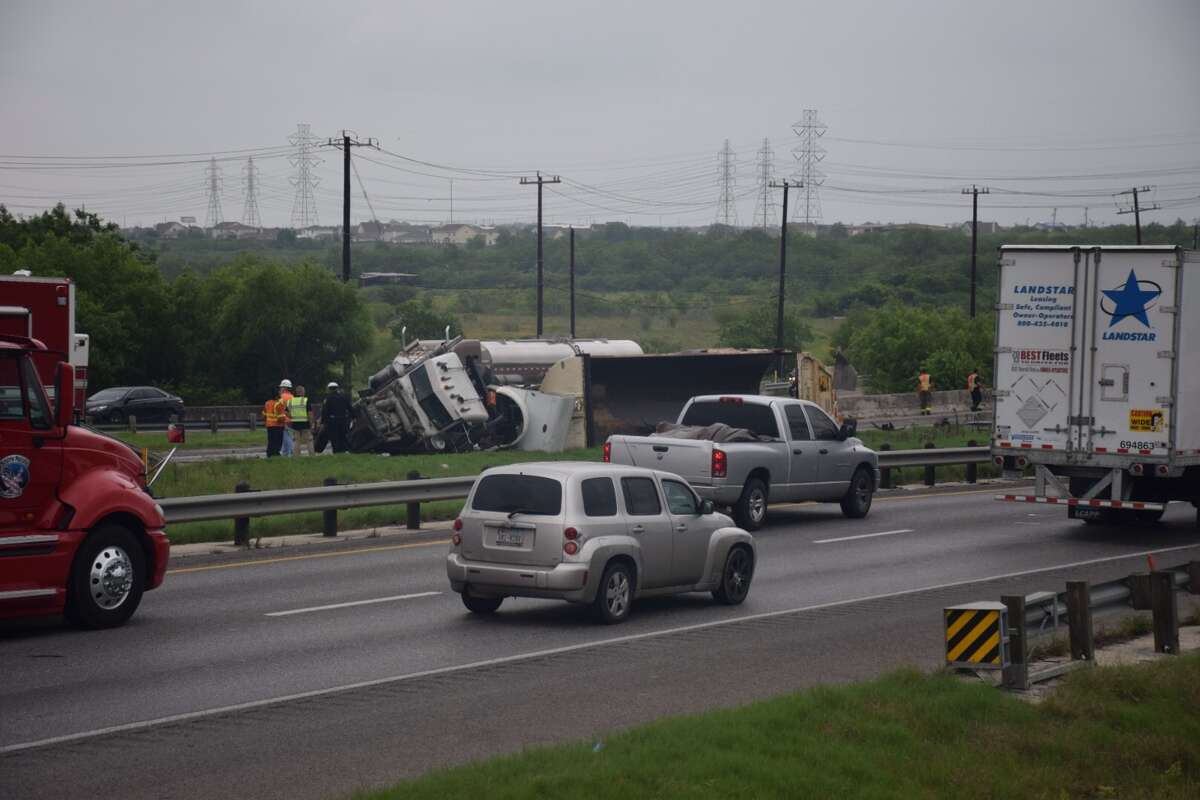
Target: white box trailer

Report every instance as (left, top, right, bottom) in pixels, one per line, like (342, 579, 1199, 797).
(991, 245, 1200, 522)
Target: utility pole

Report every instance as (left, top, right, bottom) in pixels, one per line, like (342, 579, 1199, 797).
(1115, 186, 1160, 245)
(204, 157, 223, 229)
(242, 156, 262, 228)
(519, 172, 561, 337)
(791, 109, 827, 234)
(324, 131, 378, 283)
(769, 179, 802, 378)
(752, 138, 776, 231)
(716, 139, 738, 228)
(288, 123, 322, 229)
(1193, 219, 1198, 249)
(569, 226, 576, 338)
(962, 185, 990, 319)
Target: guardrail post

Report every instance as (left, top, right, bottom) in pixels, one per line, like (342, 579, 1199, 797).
(406, 470, 422, 530)
(966, 440, 978, 484)
(924, 442, 936, 487)
(1187, 561, 1200, 594)
(129, 414, 138, 434)
(1001, 594, 1029, 690)
(322, 477, 339, 537)
(879, 443, 892, 489)
(248, 413, 257, 432)
(1127, 572, 1153, 610)
(210, 418, 219, 434)
(1066, 580, 1094, 661)
(233, 480, 251, 546)
(1150, 570, 1179, 654)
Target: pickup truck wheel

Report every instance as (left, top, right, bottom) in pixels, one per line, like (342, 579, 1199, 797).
(65, 526, 145, 629)
(734, 479, 768, 531)
(592, 561, 635, 624)
(461, 590, 503, 614)
(713, 546, 754, 605)
(840, 467, 874, 519)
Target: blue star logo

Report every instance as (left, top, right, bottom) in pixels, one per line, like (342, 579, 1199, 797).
(1101, 270, 1161, 328)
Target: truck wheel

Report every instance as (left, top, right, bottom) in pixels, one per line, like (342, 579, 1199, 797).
(461, 590, 503, 615)
(840, 467, 874, 519)
(734, 478, 768, 531)
(713, 546, 754, 605)
(592, 560, 635, 624)
(65, 526, 145, 629)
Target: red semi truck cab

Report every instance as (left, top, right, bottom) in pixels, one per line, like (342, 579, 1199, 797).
(0, 335, 169, 628)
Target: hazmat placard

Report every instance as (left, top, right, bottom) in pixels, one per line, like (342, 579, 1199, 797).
(1129, 409, 1165, 433)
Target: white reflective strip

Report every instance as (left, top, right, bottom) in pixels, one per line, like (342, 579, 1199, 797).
(0, 588, 57, 600)
(994, 495, 1165, 511)
(265, 592, 442, 617)
(0, 534, 60, 547)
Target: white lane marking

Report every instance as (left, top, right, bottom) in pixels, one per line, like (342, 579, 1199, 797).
(4, 541, 1198, 756)
(813, 528, 913, 544)
(265, 592, 441, 617)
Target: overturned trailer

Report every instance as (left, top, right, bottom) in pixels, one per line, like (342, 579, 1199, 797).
(342, 337, 779, 454)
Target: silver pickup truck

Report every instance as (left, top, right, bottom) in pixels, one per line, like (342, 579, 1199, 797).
(605, 394, 879, 530)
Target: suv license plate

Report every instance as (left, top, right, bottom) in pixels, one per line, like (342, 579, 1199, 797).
(495, 530, 525, 547)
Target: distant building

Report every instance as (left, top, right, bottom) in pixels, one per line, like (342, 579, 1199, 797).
(960, 220, 1002, 235)
(297, 225, 340, 241)
(210, 221, 262, 240)
(431, 223, 498, 246)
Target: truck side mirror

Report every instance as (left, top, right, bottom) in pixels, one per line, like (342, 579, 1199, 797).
(838, 418, 857, 440)
(54, 361, 74, 429)
(699, 499, 714, 515)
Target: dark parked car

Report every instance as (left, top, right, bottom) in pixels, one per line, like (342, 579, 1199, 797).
(86, 386, 184, 424)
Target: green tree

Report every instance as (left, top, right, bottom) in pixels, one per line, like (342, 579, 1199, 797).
(717, 303, 813, 352)
(389, 296, 464, 342)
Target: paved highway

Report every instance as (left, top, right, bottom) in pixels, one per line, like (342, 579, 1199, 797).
(3, 487, 1198, 799)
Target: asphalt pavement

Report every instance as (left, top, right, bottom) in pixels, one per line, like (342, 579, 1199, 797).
(2, 486, 1198, 799)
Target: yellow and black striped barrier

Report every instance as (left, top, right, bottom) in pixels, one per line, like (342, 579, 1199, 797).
(944, 602, 1008, 670)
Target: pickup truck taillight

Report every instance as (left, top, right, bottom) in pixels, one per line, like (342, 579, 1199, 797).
(712, 448, 727, 478)
(602, 442, 611, 462)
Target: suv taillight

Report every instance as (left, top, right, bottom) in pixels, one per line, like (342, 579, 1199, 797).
(564, 526, 579, 540)
(712, 448, 727, 478)
(453, 517, 463, 531)
(602, 441, 611, 462)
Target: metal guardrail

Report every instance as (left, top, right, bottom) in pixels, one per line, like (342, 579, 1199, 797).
(1020, 567, 1191, 638)
(157, 447, 992, 526)
(878, 447, 988, 468)
(159, 476, 477, 524)
(92, 419, 255, 433)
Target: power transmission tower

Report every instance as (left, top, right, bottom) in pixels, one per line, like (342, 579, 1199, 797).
(752, 138, 776, 231)
(791, 109, 827, 234)
(324, 131, 379, 283)
(769, 179, 803, 377)
(716, 139, 738, 228)
(204, 157, 223, 228)
(242, 156, 262, 228)
(519, 172, 562, 337)
(288, 123, 322, 229)
(962, 185, 990, 319)
(1114, 186, 1160, 244)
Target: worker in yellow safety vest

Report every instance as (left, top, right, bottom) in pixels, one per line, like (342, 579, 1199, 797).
(287, 385, 312, 456)
(967, 369, 984, 412)
(262, 388, 289, 457)
(917, 368, 933, 415)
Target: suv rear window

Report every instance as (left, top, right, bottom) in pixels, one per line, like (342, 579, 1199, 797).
(471, 474, 562, 516)
(581, 477, 618, 517)
(680, 400, 780, 439)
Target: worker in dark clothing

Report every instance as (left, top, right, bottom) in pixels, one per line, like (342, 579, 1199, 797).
(320, 381, 352, 454)
(967, 368, 984, 412)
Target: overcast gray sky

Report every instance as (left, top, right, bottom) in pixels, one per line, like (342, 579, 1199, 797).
(3, 0, 1198, 229)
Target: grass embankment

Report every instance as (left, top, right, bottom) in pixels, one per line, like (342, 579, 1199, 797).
(157, 448, 601, 545)
(358, 655, 1200, 800)
(111, 429, 264, 451)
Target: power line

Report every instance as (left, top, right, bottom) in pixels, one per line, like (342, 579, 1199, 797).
(791, 110, 827, 232)
(752, 138, 776, 231)
(242, 156, 262, 228)
(716, 139, 738, 227)
(288, 123, 322, 228)
(1114, 186, 1160, 244)
(203, 157, 223, 228)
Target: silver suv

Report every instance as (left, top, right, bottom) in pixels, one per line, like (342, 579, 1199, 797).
(446, 462, 756, 623)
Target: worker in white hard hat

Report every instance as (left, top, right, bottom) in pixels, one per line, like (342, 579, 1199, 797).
(320, 381, 352, 453)
(278, 380, 296, 456)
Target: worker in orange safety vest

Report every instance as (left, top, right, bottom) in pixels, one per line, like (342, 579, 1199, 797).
(263, 386, 290, 457)
(917, 368, 932, 415)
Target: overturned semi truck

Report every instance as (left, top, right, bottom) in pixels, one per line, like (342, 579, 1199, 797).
(338, 337, 779, 454)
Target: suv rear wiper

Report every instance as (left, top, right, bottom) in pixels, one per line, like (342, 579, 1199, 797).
(507, 508, 535, 519)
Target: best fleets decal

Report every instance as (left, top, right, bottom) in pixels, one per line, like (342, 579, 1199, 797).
(1100, 270, 1161, 341)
